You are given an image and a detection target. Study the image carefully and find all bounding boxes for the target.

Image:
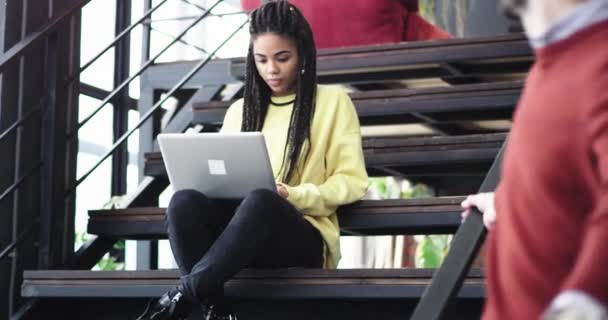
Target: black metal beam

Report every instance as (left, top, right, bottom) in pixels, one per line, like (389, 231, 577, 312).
(19, 0, 52, 276)
(1, 1, 23, 314)
(38, 0, 82, 270)
(79, 82, 137, 110)
(61, 0, 83, 269)
(141, 0, 152, 66)
(38, 31, 58, 270)
(111, 0, 131, 197)
(410, 145, 505, 320)
(69, 236, 117, 270)
(0, 0, 5, 53)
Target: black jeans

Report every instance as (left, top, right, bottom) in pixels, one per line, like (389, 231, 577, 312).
(165, 188, 324, 304)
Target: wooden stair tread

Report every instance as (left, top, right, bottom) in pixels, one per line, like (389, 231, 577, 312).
(238, 34, 532, 81)
(22, 268, 485, 299)
(144, 133, 505, 179)
(190, 82, 522, 126)
(147, 34, 531, 90)
(87, 196, 466, 239)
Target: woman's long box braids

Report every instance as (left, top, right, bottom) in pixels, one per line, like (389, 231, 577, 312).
(243, 0, 317, 185)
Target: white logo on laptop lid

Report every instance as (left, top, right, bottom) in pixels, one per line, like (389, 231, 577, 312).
(208, 159, 227, 175)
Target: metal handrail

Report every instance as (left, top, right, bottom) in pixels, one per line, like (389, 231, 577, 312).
(180, 0, 211, 13)
(0, 0, 91, 74)
(0, 98, 46, 143)
(0, 162, 42, 264)
(65, 18, 249, 196)
(71, 0, 170, 83)
(67, 0, 224, 139)
(0, 219, 40, 262)
(0, 162, 44, 203)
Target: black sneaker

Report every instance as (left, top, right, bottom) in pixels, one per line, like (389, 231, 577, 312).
(202, 304, 238, 320)
(136, 287, 192, 320)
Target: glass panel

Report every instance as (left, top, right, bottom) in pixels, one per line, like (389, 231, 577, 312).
(149, 0, 249, 63)
(80, 0, 117, 91)
(78, 95, 114, 147)
(126, 109, 140, 195)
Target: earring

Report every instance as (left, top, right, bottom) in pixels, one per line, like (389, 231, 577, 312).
(301, 69, 305, 75)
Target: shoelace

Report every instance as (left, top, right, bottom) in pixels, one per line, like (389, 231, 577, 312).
(204, 305, 238, 320)
(135, 298, 159, 320)
(135, 292, 182, 320)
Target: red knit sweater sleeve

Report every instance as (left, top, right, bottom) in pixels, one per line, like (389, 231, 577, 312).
(561, 93, 608, 304)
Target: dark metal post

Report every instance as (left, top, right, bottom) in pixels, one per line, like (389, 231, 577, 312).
(1, 1, 24, 318)
(112, 0, 132, 196)
(142, 0, 152, 62)
(38, 0, 81, 269)
(137, 0, 155, 271)
(38, 33, 58, 270)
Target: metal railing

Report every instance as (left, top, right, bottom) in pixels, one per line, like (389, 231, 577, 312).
(0, 0, 167, 269)
(1, 0, 249, 310)
(67, 16, 248, 194)
(68, 0, 224, 138)
(0, 0, 169, 149)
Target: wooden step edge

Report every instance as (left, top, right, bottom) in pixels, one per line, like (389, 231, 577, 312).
(89, 196, 468, 217)
(22, 269, 486, 299)
(191, 84, 523, 111)
(23, 268, 484, 280)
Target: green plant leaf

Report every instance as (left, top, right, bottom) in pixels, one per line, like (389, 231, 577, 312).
(415, 236, 443, 268)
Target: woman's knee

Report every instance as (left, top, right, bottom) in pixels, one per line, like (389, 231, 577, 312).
(240, 189, 283, 217)
(167, 189, 208, 221)
(246, 188, 280, 204)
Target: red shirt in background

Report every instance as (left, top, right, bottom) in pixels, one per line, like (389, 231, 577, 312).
(485, 20, 608, 319)
(240, 0, 450, 49)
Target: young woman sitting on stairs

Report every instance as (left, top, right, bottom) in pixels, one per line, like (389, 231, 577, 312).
(137, 1, 369, 319)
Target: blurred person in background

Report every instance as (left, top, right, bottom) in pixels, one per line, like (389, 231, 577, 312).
(461, 0, 608, 319)
(240, 0, 451, 49)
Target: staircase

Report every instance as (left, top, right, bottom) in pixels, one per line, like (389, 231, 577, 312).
(20, 34, 532, 319)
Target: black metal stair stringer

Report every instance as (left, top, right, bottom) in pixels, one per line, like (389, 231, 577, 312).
(411, 143, 505, 320)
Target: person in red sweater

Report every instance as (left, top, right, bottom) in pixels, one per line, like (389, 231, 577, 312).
(461, 0, 608, 319)
(240, 0, 450, 49)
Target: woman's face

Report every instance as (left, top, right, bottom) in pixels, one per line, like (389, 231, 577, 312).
(252, 32, 300, 97)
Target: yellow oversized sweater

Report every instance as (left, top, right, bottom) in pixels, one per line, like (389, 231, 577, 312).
(220, 85, 369, 268)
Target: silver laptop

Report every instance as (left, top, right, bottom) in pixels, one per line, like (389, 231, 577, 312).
(157, 132, 277, 199)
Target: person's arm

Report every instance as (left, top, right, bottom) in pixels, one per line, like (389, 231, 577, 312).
(280, 91, 369, 217)
(219, 100, 243, 133)
(550, 95, 608, 308)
